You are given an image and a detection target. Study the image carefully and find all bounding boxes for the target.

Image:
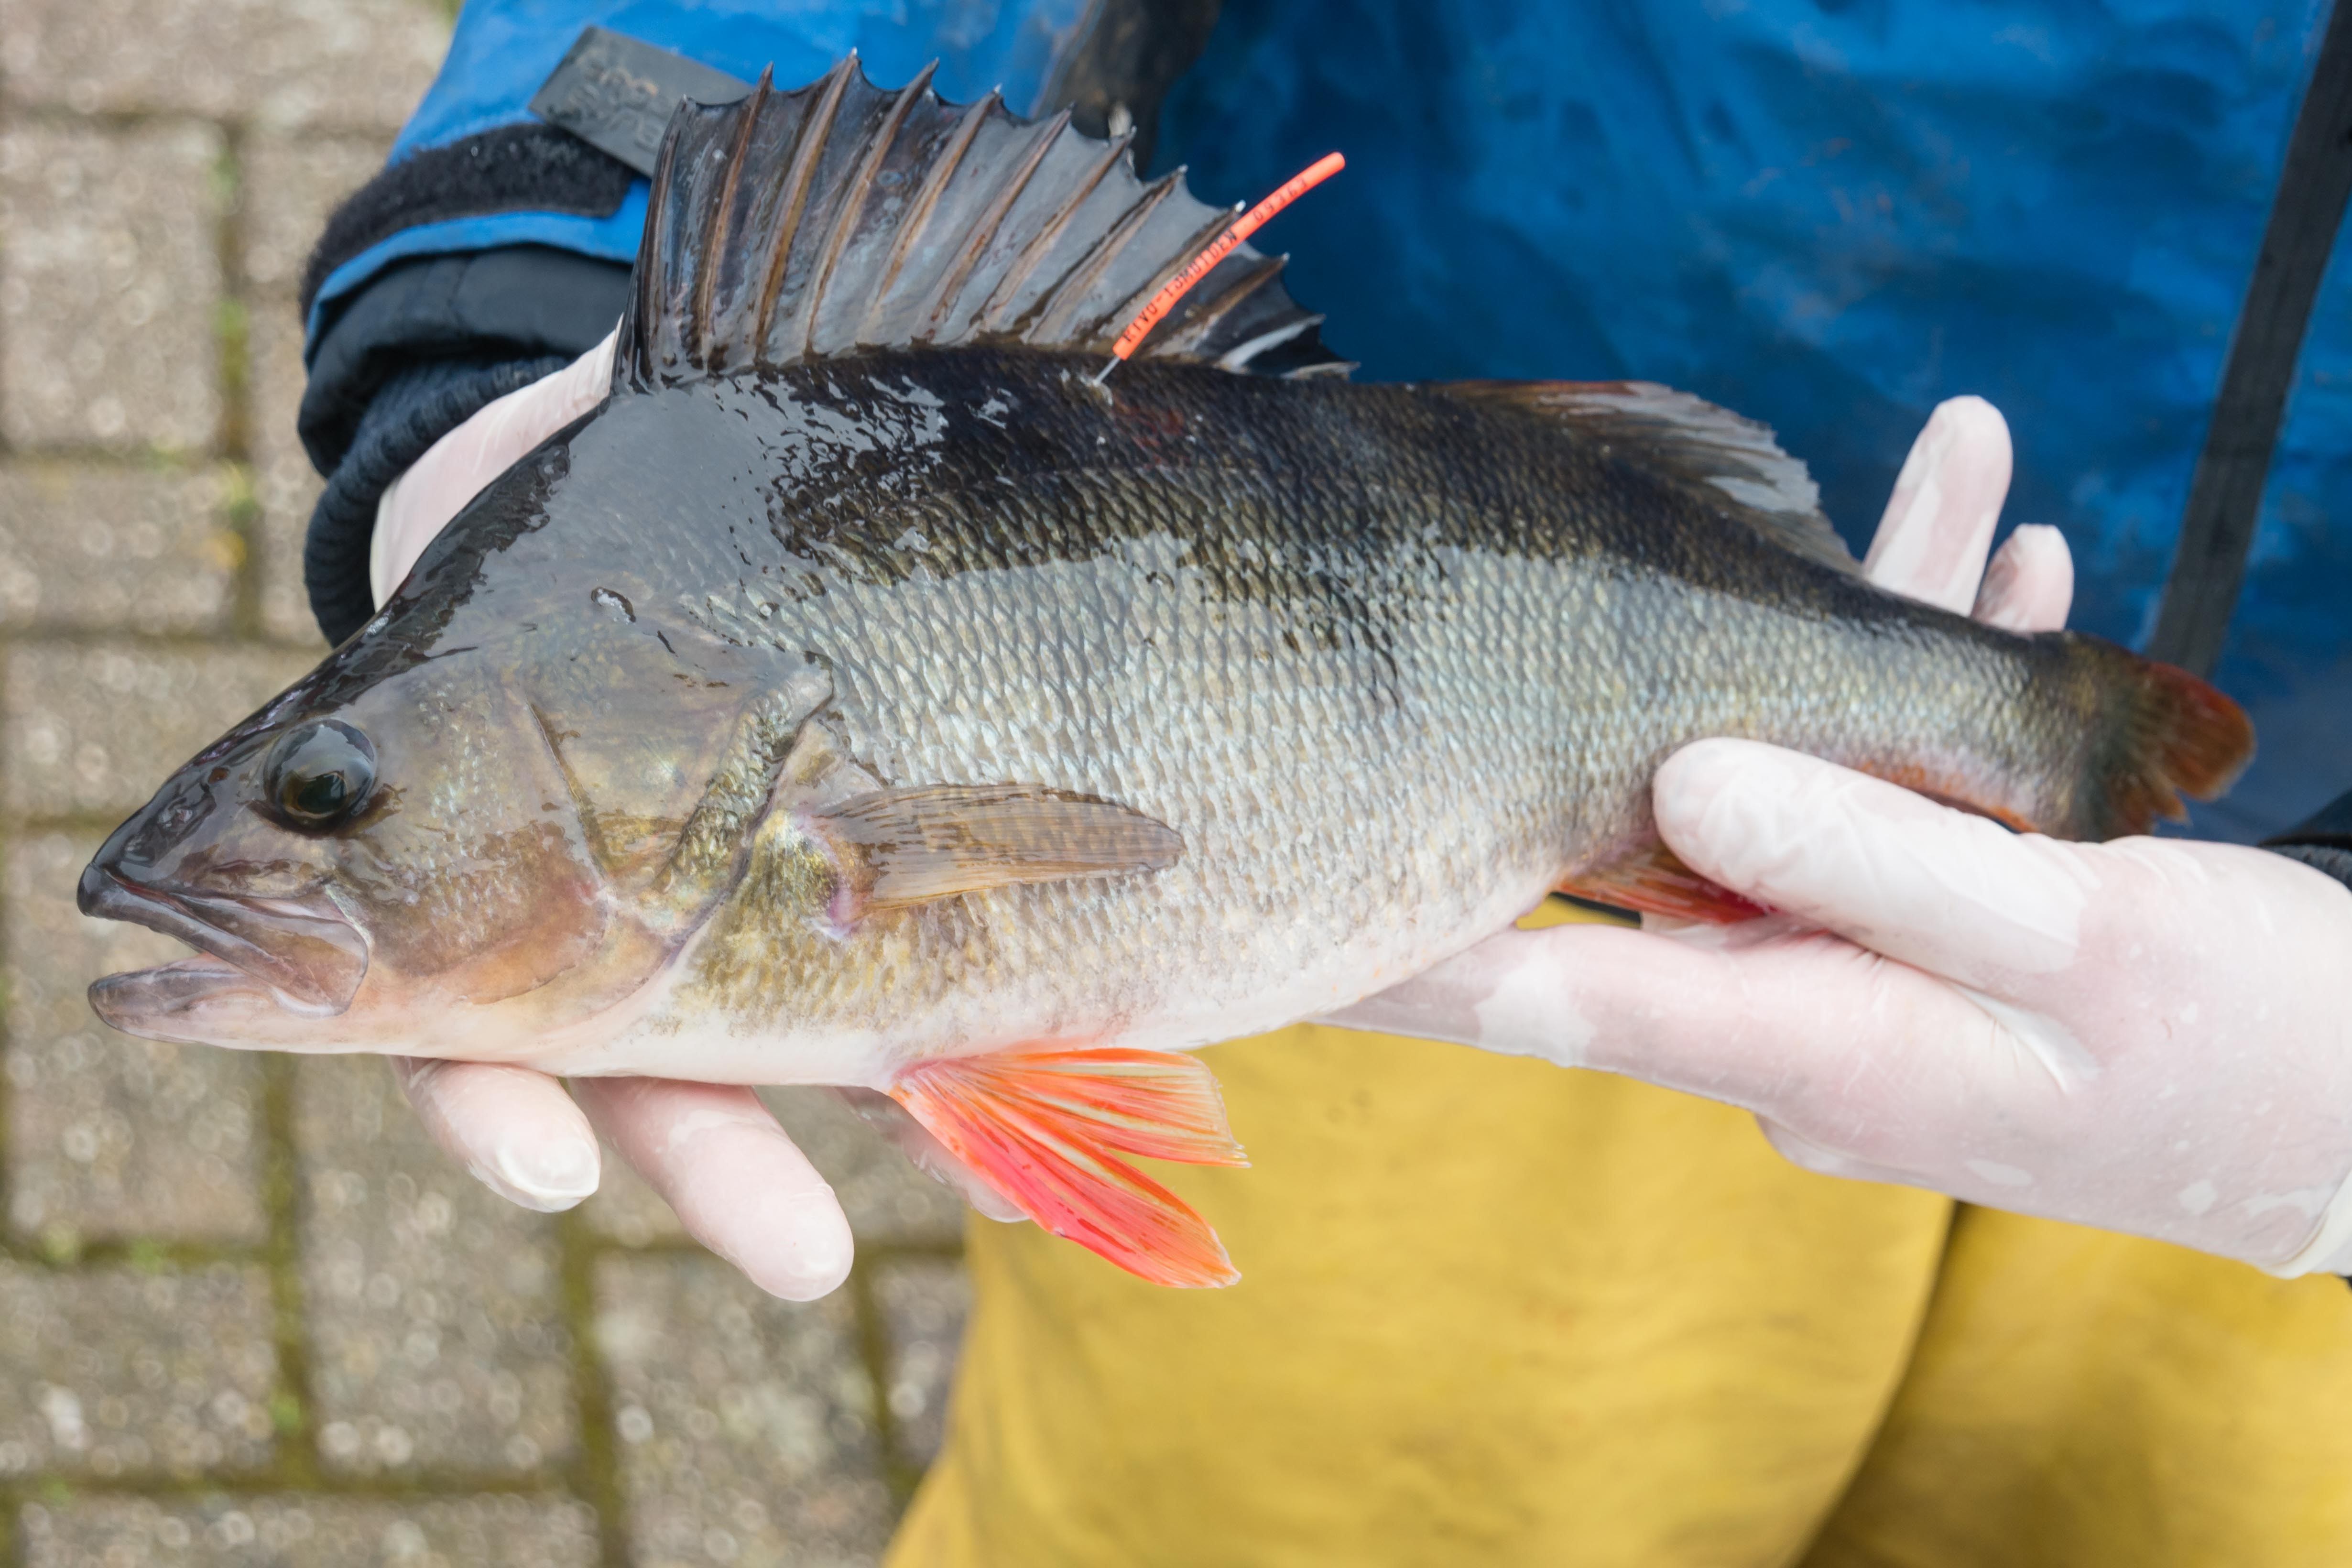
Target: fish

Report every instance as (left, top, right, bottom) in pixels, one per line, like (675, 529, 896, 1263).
(77, 63, 2254, 1288)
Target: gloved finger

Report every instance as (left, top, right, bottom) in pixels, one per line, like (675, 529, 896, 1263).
(1971, 523, 2074, 632)
(1755, 1116, 1932, 1188)
(392, 1058, 601, 1213)
(1328, 915, 2010, 1162)
(572, 1077, 854, 1301)
(1318, 924, 1607, 1059)
(1653, 737, 2094, 999)
(370, 327, 619, 606)
(834, 1088, 1029, 1222)
(1860, 395, 2013, 612)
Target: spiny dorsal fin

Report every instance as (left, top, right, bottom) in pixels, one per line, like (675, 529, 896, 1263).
(1451, 380, 1859, 574)
(620, 58, 1346, 389)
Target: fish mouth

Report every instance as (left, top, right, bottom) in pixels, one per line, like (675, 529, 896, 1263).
(78, 865, 369, 1028)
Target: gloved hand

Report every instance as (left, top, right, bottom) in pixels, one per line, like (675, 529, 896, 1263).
(1333, 400, 2352, 1277)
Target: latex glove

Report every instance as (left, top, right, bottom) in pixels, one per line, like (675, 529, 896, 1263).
(1335, 397, 2352, 1276)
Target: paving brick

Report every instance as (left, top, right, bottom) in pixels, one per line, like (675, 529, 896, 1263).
(4, 831, 267, 1245)
(239, 133, 392, 301)
(0, 0, 449, 133)
(870, 1257, 969, 1470)
(296, 1056, 575, 1476)
(244, 303, 326, 649)
(1, 641, 315, 818)
(18, 1493, 600, 1568)
(0, 121, 222, 453)
(598, 1253, 893, 1568)
(0, 1263, 276, 1480)
(0, 461, 239, 633)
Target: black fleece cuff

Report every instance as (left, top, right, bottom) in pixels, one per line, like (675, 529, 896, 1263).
(2261, 785, 2352, 896)
(303, 353, 576, 646)
(299, 245, 631, 474)
(295, 243, 631, 644)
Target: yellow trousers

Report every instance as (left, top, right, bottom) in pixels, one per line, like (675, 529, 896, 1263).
(890, 926, 2352, 1564)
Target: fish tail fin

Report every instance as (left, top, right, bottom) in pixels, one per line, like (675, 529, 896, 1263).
(2061, 638, 2254, 840)
(888, 1047, 1247, 1288)
(1558, 640, 2254, 925)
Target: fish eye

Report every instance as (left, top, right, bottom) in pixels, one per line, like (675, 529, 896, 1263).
(263, 720, 377, 829)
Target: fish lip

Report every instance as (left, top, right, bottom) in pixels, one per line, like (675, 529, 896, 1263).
(87, 954, 283, 1039)
(77, 863, 368, 1017)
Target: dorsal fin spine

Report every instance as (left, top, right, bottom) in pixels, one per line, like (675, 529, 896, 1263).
(972, 130, 1131, 332)
(859, 88, 998, 343)
(1024, 171, 1188, 342)
(751, 57, 858, 360)
(803, 63, 934, 359)
(914, 108, 1074, 343)
(690, 81, 768, 373)
(1151, 253, 1285, 356)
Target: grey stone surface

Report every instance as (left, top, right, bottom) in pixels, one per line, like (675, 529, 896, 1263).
(244, 300, 328, 649)
(0, 461, 239, 632)
(5, 830, 267, 1245)
(240, 133, 392, 300)
(296, 1056, 576, 1476)
(870, 1257, 969, 1470)
(19, 1493, 601, 1568)
(599, 1253, 893, 1568)
(0, 1262, 277, 1479)
(0, 120, 222, 452)
(1, 641, 315, 817)
(0, 0, 450, 133)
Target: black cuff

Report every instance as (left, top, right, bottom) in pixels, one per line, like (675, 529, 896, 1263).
(2260, 786, 2352, 895)
(299, 123, 633, 321)
(300, 245, 631, 474)
(295, 242, 630, 644)
(303, 354, 576, 645)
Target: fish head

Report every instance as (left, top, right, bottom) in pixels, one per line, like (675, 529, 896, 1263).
(77, 614, 711, 1056)
(79, 412, 818, 1058)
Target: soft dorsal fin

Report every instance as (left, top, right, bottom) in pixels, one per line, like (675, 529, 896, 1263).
(1449, 380, 1860, 574)
(619, 58, 1346, 389)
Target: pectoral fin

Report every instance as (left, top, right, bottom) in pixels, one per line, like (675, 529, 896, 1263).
(810, 784, 1182, 913)
(888, 1048, 1247, 1288)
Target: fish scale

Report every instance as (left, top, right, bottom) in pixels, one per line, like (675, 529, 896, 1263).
(78, 65, 2250, 1287)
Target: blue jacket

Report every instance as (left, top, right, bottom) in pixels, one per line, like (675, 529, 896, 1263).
(310, 0, 2351, 842)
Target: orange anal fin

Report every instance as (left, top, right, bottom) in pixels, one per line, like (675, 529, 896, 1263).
(1558, 840, 1766, 924)
(888, 1048, 1247, 1288)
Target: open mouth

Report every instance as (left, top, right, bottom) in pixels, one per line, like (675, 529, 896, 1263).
(78, 865, 369, 1029)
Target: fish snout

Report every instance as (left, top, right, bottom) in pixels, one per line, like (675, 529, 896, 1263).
(78, 855, 369, 1017)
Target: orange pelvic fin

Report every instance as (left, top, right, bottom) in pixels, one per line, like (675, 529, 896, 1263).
(1557, 839, 1766, 925)
(888, 1048, 1248, 1288)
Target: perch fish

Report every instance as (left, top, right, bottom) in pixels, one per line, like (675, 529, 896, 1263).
(78, 65, 2253, 1285)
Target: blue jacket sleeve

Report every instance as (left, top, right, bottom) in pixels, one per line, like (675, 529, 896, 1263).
(304, 0, 1094, 346)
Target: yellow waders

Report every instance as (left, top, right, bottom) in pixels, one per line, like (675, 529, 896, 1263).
(887, 908, 2352, 1567)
